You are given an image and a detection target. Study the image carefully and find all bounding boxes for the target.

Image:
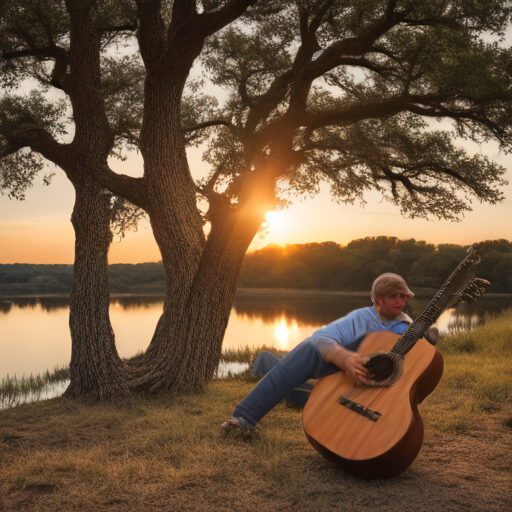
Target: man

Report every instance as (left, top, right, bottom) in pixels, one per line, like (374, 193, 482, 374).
(222, 273, 433, 432)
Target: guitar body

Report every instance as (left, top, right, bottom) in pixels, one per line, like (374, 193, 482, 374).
(302, 331, 444, 480)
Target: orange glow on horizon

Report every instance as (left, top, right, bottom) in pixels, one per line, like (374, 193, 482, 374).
(2, 186, 511, 263)
(0, 220, 161, 264)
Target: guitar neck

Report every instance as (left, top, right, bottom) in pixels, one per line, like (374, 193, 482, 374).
(390, 249, 484, 357)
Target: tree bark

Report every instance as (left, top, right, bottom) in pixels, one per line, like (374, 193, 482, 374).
(131, 199, 263, 394)
(64, 175, 130, 403)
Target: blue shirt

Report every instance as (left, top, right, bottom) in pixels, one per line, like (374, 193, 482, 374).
(311, 306, 411, 352)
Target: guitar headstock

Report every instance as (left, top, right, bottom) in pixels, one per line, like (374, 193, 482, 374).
(452, 277, 491, 306)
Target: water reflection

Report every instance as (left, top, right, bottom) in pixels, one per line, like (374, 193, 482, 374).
(233, 294, 371, 327)
(110, 296, 165, 310)
(40, 297, 73, 312)
(275, 317, 290, 348)
(1, 293, 511, 382)
(0, 362, 249, 409)
(0, 380, 70, 409)
(439, 311, 480, 333)
(0, 300, 13, 314)
(0, 298, 38, 312)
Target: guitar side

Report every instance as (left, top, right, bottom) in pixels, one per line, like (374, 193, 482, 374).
(302, 331, 444, 480)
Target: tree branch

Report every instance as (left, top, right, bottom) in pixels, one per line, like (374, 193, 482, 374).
(306, 56, 387, 80)
(304, 8, 405, 81)
(406, 104, 509, 145)
(309, 0, 336, 35)
(93, 162, 149, 210)
(302, 93, 453, 130)
(238, 72, 253, 108)
(135, 0, 167, 67)
(168, 0, 198, 40)
(0, 142, 22, 159)
(199, 166, 224, 196)
(402, 17, 460, 28)
(199, 0, 259, 37)
(3, 47, 58, 60)
(3, 44, 70, 90)
(245, 69, 294, 132)
(406, 162, 469, 185)
(303, 96, 410, 130)
(378, 165, 417, 195)
(183, 119, 236, 134)
(0, 124, 72, 172)
(288, 0, 403, 118)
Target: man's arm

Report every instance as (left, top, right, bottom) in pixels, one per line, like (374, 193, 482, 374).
(311, 308, 376, 385)
(311, 308, 373, 348)
(324, 345, 371, 385)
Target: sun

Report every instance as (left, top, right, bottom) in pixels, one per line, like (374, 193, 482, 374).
(253, 209, 290, 248)
(264, 210, 286, 231)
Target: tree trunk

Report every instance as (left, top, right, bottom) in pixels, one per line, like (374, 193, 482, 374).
(131, 204, 262, 394)
(64, 176, 130, 403)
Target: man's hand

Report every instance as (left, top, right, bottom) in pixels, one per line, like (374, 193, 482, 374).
(425, 327, 439, 346)
(325, 345, 371, 385)
(344, 352, 371, 385)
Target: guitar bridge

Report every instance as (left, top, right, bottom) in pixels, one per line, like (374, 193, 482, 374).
(338, 396, 381, 422)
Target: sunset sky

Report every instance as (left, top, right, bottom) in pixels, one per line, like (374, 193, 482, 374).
(1, 134, 511, 264)
(2, 23, 512, 265)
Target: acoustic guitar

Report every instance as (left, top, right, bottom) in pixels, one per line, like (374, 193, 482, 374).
(303, 247, 489, 480)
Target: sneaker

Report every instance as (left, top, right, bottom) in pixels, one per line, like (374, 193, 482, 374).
(221, 416, 255, 432)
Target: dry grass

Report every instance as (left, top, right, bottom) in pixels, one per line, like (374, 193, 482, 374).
(425, 309, 512, 433)
(1, 382, 511, 511)
(1, 311, 511, 511)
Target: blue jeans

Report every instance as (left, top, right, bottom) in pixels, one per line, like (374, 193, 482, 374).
(233, 338, 339, 427)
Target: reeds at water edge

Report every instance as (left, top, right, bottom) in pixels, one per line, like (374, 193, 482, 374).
(0, 366, 70, 408)
(0, 344, 285, 408)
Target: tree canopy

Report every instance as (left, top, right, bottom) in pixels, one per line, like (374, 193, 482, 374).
(198, 0, 511, 226)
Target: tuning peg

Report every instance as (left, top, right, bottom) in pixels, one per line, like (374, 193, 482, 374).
(461, 278, 491, 304)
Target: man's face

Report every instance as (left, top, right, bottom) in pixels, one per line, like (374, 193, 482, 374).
(376, 290, 409, 319)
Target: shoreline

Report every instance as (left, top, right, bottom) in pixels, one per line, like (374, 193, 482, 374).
(1, 287, 511, 300)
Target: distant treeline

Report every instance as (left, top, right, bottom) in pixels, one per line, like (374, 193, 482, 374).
(1, 237, 511, 295)
(0, 262, 166, 296)
(239, 237, 512, 293)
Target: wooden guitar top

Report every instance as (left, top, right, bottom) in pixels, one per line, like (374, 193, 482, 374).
(303, 332, 437, 461)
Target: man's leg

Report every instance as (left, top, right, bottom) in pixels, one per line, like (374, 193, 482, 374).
(230, 337, 338, 428)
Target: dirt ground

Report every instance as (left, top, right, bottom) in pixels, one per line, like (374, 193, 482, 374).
(0, 386, 511, 512)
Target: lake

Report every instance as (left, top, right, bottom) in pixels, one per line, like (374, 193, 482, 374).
(1, 290, 511, 381)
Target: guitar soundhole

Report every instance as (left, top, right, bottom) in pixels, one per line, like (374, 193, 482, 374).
(365, 352, 404, 386)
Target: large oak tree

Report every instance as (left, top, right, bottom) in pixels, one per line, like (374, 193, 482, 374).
(0, 0, 258, 400)
(0, 2, 144, 401)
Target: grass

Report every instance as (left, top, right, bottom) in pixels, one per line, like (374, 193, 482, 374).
(219, 344, 289, 364)
(0, 345, 284, 408)
(423, 308, 512, 432)
(0, 367, 70, 408)
(0, 311, 511, 511)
